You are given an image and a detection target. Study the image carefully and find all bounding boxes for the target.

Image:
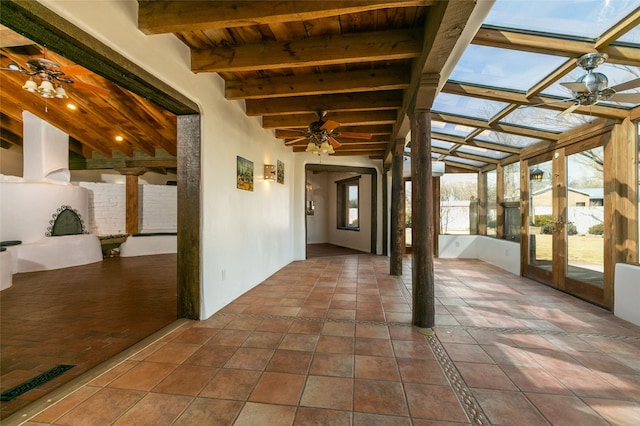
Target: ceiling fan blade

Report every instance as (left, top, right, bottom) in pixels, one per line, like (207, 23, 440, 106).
(337, 131, 372, 139)
(329, 136, 342, 148)
(284, 137, 308, 146)
(609, 78, 640, 93)
(608, 93, 640, 103)
(520, 98, 576, 109)
(557, 102, 580, 117)
(320, 120, 340, 131)
(560, 81, 587, 93)
(70, 79, 111, 95)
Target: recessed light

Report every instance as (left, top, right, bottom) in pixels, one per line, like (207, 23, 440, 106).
(66, 103, 77, 110)
(115, 135, 124, 142)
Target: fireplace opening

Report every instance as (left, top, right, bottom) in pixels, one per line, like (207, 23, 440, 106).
(46, 205, 88, 237)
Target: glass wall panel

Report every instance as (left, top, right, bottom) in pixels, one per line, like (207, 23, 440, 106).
(566, 147, 604, 287)
(440, 173, 478, 234)
(528, 160, 553, 268)
(503, 162, 520, 202)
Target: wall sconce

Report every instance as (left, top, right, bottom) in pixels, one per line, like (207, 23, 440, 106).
(530, 167, 544, 181)
(264, 164, 276, 181)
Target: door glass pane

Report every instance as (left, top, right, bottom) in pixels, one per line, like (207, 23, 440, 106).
(566, 147, 604, 287)
(528, 160, 553, 269)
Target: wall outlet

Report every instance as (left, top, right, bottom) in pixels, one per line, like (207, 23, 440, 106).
(221, 269, 226, 280)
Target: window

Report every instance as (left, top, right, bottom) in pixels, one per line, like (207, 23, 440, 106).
(487, 170, 497, 236)
(337, 176, 360, 230)
(440, 173, 478, 234)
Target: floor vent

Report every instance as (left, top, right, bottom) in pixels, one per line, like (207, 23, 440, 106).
(1, 365, 75, 401)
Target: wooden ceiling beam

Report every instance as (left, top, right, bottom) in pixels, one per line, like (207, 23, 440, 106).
(432, 131, 523, 154)
(431, 112, 561, 141)
(473, 27, 640, 66)
(263, 110, 398, 129)
(139, 0, 435, 34)
(226, 67, 410, 100)
(192, 29, 421, 73)
(245, 90, 404, 116)
(442, 82, 629, 120)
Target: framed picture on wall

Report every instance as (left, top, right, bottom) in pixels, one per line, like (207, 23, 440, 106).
(277, 160, 284, 184)
(237, 156, 254, 191)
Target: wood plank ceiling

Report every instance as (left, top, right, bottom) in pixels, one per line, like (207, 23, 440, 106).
(137, 0, 478, 162)
(0, 26, 178, 172)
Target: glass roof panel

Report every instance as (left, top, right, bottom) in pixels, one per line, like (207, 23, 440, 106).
(499, 106, 597, 132)
(484, 0, 639, 39)
(543, 62, 640, 108)
(449, 45, 568, 91)
(457, 145, 510, 160)
(432, 139, 455, 150)
(432, 120, 476, 138)
(618, 23, 640, 45)
(444, 156, 487, 168)
(432, 93, 509, 120)
(475, 130, 541, 148)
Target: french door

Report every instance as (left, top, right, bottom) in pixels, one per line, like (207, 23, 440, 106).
(524, 142, 605, 306)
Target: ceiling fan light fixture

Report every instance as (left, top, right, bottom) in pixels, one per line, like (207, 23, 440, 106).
(306, 142, 320, 154)
(319, 141, 333, 154)
(38, 79, 56, 98)
(580, 71, 608, 93)
(22, 77, 38, 92)
(55, 85, 68, 99)
(8, 61, 21, 71)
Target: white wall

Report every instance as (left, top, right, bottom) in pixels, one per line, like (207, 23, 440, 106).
(439, 235, 520, 276)
(39, 0, 296, 319)
(305, 172, 329, 244)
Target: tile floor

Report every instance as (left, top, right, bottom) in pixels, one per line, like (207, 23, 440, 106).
(7, 255, 640, 425)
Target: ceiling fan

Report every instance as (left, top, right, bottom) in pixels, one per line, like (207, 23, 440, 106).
(1, 51, 109, 98)
(280, 111, 372, 154)
(554, 52, 640, 116)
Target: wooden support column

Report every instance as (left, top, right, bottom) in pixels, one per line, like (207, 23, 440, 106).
(117, 167, 147, 235)
(390, 140, 405, 275)
(411, 109, 434, 329)
(604, 118, 638, 309)
(382, 170, 388, 256)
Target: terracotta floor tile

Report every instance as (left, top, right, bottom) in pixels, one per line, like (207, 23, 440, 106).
(316, 335, 355, 354)
(255, 318, 293, 333)
(356, 324, 390, 339)
(31, 385, 100, 423)
(173, 398, 243, 426)
(355, 337, 394, 357)
(321, 322, 356, 337)
(404, 383, 468, 422)
(107, 361, 176, 391)
(224, 347, 274, 370)
(440, 343, 493, 363)
(88, 360, 137, 387)
(242, 331, 284, 349)
(300, 376, 354, 411)
(249, 372, 306, 405)
(234, 402, 297, 426)
(456, 362, 517, 391)
(199, 368, 261, 400)
(183, 344, 237, 368)
(310, 353, 354, 377)
(582, 397, 640, 426)
(352, 412, 412, 425)
(353, 379, 408, 417)
(397, 358, 448, 385)
(355, 355, 400, 381)
(279, 334, 319, 351)
(143, 342, 201, 364)
(392, 340, 434, 360)
(473, 389, 552, 426)
(170, 327, 219, 345)
(266, 349, 313, 374)
(500, 365, 572, 395)
(288, 320, 324, 334)
(152, 364, 217, 396)
(547, 367, 631, 400)
(294, 407, 352, 425)
(55, 388, 146, 426)
(481, 343, 541, 367)
(111, 392, 192, 426)
(208, 329, 251, 347)
(526, 392, 609, 426)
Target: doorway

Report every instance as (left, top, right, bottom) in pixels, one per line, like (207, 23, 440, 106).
(524, 142, 605, 306)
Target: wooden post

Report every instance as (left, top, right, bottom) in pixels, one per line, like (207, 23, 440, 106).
(433, 176, 440, 257)
(496, 164, 504, 239)
(478, 171, 487, 235)
(382, 170, 388, 256)
(411, 109, 434, 329)
(117, 167, 146, 235)
(390, 141, 405, 275)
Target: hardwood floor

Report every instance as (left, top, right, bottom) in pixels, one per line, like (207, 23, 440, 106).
(0, 254, 177, 419)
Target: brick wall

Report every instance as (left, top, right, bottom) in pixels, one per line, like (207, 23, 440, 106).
(79, 183, 176, 235)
